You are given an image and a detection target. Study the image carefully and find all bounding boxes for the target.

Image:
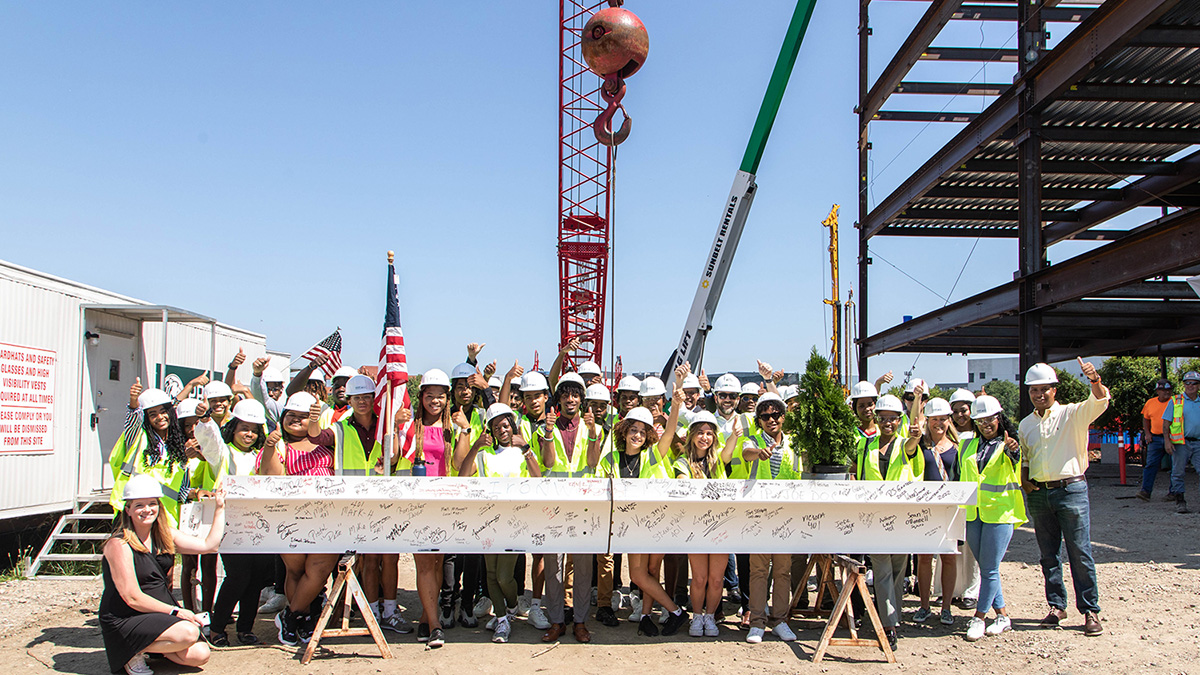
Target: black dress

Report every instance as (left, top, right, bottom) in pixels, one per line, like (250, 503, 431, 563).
(99, 540, 185, 674)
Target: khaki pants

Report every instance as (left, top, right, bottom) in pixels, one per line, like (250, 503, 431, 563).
(749, 553, 791, 629)
(596, 554, 615, 607)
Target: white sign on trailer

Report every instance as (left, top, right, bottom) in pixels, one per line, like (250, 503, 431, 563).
(0, 342, 56, 455)
(183, 476, 976, 555)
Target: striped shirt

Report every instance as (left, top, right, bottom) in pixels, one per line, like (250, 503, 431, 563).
(284, 441, 335, 476)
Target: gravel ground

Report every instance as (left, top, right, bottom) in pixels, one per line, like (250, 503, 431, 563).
(3, 463, 1199, 674)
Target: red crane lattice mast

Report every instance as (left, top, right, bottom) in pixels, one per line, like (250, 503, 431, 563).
(558, 0, 614, 373)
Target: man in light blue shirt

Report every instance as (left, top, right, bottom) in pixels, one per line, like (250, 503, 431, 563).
(1163, 371, 1200, 514)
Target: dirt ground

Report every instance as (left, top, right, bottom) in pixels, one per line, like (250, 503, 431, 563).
(4, 463, 1199, 674)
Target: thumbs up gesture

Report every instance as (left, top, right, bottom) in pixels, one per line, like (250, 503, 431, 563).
(230, 348, 246, 369)
(1003, 430, 1018, 453)
(129, 377, 143, 408)
(1077, 357, 1099, 383)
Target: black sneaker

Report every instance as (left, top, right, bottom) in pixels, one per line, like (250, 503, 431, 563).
(1177, 499, 1190, 514)
(428, 627, 445, 648)
(236, 632, 259, 646)
(885, 628, 898, 651)
(439, 606, 456, 629)
(596, 606, 620, 627)
(417, 622, 430, 642)
(209, 631, 230, 648)
(661, 610, 687, 636)
(458, 607, 478, 628)
(958, 597, 978, 610)
(637, 615, 659, 637)
(1136, 490, 1151, 502)
(275, 610, 299, 647)
(296, 613, 314, 643)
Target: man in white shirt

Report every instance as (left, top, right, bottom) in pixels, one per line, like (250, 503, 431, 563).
(1018, 358, 1108, 637)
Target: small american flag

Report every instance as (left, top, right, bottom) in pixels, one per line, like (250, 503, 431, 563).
(375, 257, 410, 447)
(302, 329, 343, 379)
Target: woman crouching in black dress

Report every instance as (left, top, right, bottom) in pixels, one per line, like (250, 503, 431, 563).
(100, 473, 226, 674)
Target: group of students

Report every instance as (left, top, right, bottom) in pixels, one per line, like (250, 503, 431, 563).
(99, 340, 1079, 674)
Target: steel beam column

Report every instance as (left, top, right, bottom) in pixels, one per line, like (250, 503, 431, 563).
(1017, 1, 1045, 419)
(857, 0, 871, 380)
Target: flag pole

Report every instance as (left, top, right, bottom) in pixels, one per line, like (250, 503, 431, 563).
(381, 250, 396, 476)
(288, 327, 341, 369)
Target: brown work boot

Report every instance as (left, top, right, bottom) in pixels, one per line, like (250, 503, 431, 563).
(573, 622, 592, 643)
(1083, 612, 1103, 636)
(1040, 607, 1067, 628)
(542, 623, 567, 642)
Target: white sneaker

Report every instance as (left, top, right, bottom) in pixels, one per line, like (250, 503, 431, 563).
(492, 615, 511, 643)
(486, 616, 498, 631)
(124, 652, 153, 675)
(985, 615, 1012, 636)
(619, 592, 632, 610)
(258, 590, 287, 615)
(689, 615, 705, 637)
(628, 595, 643, 622)
(703, 613, 719, 637)
(474, 596, 493, 618)
(590, 586, 598, 606)
(516, 594, 531, 617)
(658, 609, 670, 624)
(528, 605, 551, 630)
(611, 591, 623, 611)
(772, 621, 797, 642)
(746, 626, 765, 644)
(966, 617, 986, 641)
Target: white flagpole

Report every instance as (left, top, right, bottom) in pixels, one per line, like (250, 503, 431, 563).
(382, 381, 394, 476)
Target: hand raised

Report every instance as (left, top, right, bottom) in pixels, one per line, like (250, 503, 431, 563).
(252, 357, 269, 376)
(467, 342, 486, 360)
(230, 348, 246, 368)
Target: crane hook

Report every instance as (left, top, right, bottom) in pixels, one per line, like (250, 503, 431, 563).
(593, 75, 631, 146)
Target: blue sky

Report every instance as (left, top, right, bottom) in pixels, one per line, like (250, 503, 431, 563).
(0, 2, 1127, 387)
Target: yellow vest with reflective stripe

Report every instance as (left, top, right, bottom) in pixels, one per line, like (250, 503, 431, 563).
(856, 435, 923, 482)
(673, 453, 727, 479)
(1168, 394, 1188, 444)
(538, 418, 592, 478)
(733, 432, 803, 480)
(109, 428, 186, 527)
(595, 443, 671, 479)
(334, 417, 383, 476)
(476, 446, 533, 478)
(957, 437, 1026, 524)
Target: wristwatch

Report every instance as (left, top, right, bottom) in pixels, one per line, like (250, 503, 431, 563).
(169, 607, 179, 616)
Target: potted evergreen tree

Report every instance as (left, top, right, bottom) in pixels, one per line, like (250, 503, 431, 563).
(783, 348, 858, 479)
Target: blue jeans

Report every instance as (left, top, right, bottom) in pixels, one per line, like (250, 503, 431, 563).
(1027, 480, 1100, 613)
(965, 519, 1013, 613)
(1140, 434, 1168, 495)
(1169, 439, 1200, 499)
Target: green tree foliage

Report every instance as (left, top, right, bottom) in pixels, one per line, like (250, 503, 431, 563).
(1094, 356, 1162, 434)
(1053, 368, 1089, 405)
(784, 348, 859, 468)
(981, 379, 1020, 420)
(406, 374, 423, 410)
(1175, 358, 1200, 382)
(928, 385, 954, 402)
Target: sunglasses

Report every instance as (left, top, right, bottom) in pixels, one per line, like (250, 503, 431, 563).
(876, 414, 901, 424)
(716, 392, 737, 400)
(759, 411, 783, 422)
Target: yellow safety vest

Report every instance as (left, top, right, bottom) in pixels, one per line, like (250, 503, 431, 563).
(730, 431, 803, 480)
(856, 435, 923, 482)
(958, 436, 1026, 525)
(333, 416, 383, 476)
(595, 443, 671, 479)
(673, 453, 727, 479)
(476, 446, 534, 478)
(109, 428, 186, 527)
(535, 418, 593, 478)
(1168, 394, 1188, 444)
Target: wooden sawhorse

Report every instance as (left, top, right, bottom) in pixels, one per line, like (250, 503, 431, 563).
(301, 552, 394, 665)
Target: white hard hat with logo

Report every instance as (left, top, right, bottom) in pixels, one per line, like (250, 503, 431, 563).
(137, 388, 173, 411)
(556, 372, 586, 392)
(308, 371, 326, 384)
(755, 392, 784, 413)
(875, 394, 905, 414)
(485, 402, 515, 425)
(520, 372, 550, 392)
(905, 378, 927, 394)
(949, 388, 976, 405)
(578, 361, 603, 377)
(421, 368, 451, 389)
(232, 399, 267, 425)
(923, 398, 952, 417)
(625, 406, 654, 428)
(345, 374, 376, 397)
(781, 385, 800, 401)
(850, 381, 878, 400)
(450, 363, 476, 381)
(1024, 363, 1059, 386)
(123, 474, 165, 502)
(713, 374, 741, 394)
(639, 376, 666, 397)
(688, 410, 720, 431)
(585, 383, 611, 402)
(263, 369, 286, 384)
(204, 381, 233, 400)
(970, 395, 1005, 420)
(740, 383, 760, 396)
(332, 366, 358, 382)
(488, 375, 502, 389)
(175, 398, 202, 419)
(283, 391, 318, 413)
(681, 374, 702, 391)
(617, 375, 641, 392)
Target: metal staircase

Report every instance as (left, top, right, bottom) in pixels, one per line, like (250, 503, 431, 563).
(26, 491, 113, 579)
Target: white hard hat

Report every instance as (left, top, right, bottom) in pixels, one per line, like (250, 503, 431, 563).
(1183, 371, 1200, 383)
(175, 398, 202, 419)
(1024, 363, 1059, 386)
(308, 371, 326, 383)
(450, 363, 476, 381)
(923, 397, 952, 418)
(780, 385, 800, 401)
(624, 406, 654, 428)
(639, 376, 666, 397)
(688, 410, 719, 431)
(283, 391, 318, 413)
(617, 375, 641, 392)
(971, 395, 1005, 420)
(905, 378, 927, 394)
(485, 402, 515, 425)
(487, 375, 502, 389)
(332, 366, 358, 381)
(740, 383, 760, 396)
(263, 369, 286, 384)
(755, 392, 785, 413)
(345, 374, 375, 397)
(713, 374, 741, 394)
(849, 381, 878, 399)
(204, 381, 233, 400)
(949, 388, 976, 405)
(231, 399, 267, 425)
(137, 388, 173, 411)
(122, 474, 164, 502)
(585, 383, 611, 402)
(519, 372, 550, 392)
(420, 368, 451, 389)
(578, 361, 603, 377)
(681, 374, 702, 391)
(556, 372, 586, 392)
(875, 394, 905, 414)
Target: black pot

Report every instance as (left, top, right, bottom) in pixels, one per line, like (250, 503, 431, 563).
(803, 463, 853, 480)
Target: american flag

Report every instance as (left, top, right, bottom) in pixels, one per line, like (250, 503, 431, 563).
(302, 329, 342, 379)
(375, 257, 410, 446)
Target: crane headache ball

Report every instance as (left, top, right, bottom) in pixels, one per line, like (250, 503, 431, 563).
(581, 7, 648, 79)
